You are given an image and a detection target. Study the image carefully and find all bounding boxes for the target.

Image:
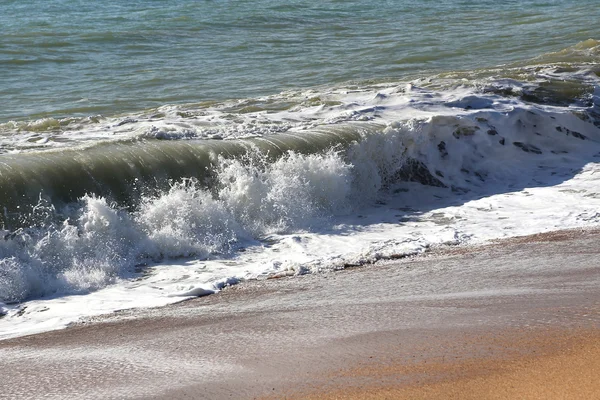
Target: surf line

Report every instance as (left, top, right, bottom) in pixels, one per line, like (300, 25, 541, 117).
(0, 123, 381, 228)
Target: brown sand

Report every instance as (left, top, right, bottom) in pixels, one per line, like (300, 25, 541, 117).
(0, 228, 599, 399)
(290, 329, 600, 400)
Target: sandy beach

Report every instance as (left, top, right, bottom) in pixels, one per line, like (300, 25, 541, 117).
(294, 328, 600, 399)
(1, 229, 599, 399)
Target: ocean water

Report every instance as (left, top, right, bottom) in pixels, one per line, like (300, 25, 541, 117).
(2, 0, 600, 121)
(1, 0, 600, 338)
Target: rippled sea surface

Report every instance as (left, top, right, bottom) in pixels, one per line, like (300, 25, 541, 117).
(2, 0, 600, 121)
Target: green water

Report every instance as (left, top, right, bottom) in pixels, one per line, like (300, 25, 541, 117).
(1, 0, 600, 122)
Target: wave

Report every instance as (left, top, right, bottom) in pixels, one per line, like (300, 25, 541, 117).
(0, 136, 403, 302)
(1, 41, 600, 305)
(0, 126, 372, 228)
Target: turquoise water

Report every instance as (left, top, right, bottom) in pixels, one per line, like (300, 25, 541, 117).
(2, 0, 600, 122)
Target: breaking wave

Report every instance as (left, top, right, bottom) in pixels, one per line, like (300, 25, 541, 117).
(1, 40, 600, 304)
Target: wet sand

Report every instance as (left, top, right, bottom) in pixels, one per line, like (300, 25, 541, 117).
(1, 229, 599, 399)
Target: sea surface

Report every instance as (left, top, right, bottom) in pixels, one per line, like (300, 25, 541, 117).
(1, 0, 600, 338)
(2, 0, 600, 121)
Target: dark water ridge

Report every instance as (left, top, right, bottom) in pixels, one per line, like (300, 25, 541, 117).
(0, 125, 371, 228)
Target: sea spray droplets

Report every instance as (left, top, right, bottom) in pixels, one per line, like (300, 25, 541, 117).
(0, 258, 31, 303)
(217, 150, 354, 234)
(216, 156, 272, 235)
(347, 123, 408, 198)
(137, 181, 241, 259)
(0, 196, 134, 302)
(268, 151, 353, 217)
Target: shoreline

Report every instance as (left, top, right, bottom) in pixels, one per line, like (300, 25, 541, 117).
(1, 228, 599, 399)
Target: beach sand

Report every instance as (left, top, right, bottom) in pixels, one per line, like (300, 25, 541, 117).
(289, 328, 600, 400)
(1, 229, 599, 399)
